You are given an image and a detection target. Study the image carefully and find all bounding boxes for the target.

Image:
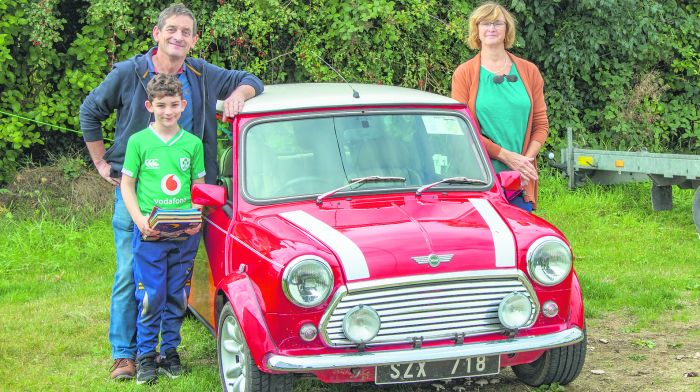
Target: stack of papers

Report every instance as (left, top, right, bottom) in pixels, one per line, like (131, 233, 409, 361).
(143, 206, 202, 241)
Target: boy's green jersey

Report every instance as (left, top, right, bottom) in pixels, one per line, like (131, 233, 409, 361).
(122, 127, 205, 215)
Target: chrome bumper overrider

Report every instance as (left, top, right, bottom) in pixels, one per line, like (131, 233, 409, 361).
(266, 327, 583, 371)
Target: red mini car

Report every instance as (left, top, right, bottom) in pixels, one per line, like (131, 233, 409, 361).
(188, 83, 586, 392)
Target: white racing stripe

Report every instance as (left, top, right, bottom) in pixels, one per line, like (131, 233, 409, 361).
(469, 198, 516, 267)
(279, 210, 370, 280)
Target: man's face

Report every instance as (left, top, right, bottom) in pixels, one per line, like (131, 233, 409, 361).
(145, 95, 187, 129)
(152, 15, 198, 60)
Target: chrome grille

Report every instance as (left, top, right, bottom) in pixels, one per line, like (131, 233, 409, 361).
(321, 275, 536, 347)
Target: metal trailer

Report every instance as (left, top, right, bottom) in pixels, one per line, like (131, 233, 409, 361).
(549, 128, 700, 234)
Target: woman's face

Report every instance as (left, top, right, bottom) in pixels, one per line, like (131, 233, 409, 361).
(478, 15, 507, 48)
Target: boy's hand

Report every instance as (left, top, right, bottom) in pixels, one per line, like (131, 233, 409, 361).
(184, 223, 201, 235)
(136, 215, 159, 238)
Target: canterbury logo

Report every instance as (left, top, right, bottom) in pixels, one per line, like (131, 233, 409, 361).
(144, 159, 160, 169)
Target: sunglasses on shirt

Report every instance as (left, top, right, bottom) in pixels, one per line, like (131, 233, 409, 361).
(494, 74, 518, 84)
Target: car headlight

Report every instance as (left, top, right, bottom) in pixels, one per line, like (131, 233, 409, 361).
(527, 236, 572, 286)
(498, 292, 535, 329)
(282, 256, 333, 307)
(342, 305, 381, 343)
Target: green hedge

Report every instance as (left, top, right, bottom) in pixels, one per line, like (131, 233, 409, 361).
(1, 0, 698, 182)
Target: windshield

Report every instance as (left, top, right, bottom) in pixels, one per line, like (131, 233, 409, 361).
(243, 113, 489, 200)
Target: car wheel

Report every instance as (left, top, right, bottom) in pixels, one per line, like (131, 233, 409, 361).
(217, 302, 294, 392)
(512, 327, 587, 386)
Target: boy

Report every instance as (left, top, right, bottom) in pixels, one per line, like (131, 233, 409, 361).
(120, 73, 205, 384)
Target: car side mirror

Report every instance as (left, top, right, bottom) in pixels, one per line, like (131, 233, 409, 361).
(192, 184, 226, 207)
(497, 171, 522, 200)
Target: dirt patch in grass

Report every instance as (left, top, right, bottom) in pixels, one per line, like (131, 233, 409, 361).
(564, 315, 700, 392)
(0, 161, 113, 222)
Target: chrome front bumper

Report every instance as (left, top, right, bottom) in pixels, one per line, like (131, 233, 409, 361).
(266, 327, 583, 371)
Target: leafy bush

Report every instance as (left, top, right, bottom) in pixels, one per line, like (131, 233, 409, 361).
(1, 0, 698, 183)
(517, 0, 700, 151)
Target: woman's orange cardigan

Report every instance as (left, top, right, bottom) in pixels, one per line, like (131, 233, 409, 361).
(451, 52, 549, 209)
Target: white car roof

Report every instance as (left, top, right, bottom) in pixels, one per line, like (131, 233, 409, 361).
(217, 83, 461, 114)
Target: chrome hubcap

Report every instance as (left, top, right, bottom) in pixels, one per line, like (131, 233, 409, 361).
(220, 314, 248, 392)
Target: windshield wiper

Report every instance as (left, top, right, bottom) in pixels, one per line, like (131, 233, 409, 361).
(415, 176, 488, 196)
(316, 176, 406, 204)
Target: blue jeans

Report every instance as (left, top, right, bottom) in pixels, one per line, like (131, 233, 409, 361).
(509, 195, 533, 212)
(109, 187, 138, 360)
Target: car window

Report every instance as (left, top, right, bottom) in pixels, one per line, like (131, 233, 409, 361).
(243, 113, 488, 200)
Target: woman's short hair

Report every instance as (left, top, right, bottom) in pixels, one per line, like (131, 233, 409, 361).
(467, 2, 517, 50)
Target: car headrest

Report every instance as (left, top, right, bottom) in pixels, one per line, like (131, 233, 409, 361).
(219, 146, 233, 178)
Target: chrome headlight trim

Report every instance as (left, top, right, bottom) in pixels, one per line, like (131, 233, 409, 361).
(342, 305, 381, 343)
(282, 255, 334, 308)
(526, 236, 573, 287)
(498, 292, 536, 329)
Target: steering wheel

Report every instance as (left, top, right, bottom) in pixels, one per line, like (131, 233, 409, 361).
(274, 176, 332, 196)
(404, 168, 423, 186)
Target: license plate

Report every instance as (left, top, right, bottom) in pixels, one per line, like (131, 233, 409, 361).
(375, 355, 500, 384)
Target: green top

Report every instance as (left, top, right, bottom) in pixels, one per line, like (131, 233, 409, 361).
(122, 127, 205, 215)
(475, 64, 531, 173)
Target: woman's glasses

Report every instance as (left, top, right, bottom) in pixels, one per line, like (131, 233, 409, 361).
(494, 74, 518, 84)
(478, 21, 506, 29)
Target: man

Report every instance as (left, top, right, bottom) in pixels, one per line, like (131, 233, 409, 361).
(79, 3, 263, 380)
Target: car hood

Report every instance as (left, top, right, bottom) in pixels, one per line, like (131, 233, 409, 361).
(265, 195, 537, 282)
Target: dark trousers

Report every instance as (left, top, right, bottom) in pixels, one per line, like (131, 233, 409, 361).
(132, 227, 199, 356)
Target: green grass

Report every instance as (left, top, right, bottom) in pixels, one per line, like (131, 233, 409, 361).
(0, 170, 698, 391)
(536, 170, 700, 326)
(0, 216, 218, 391)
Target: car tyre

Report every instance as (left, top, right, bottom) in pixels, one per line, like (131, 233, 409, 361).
(217, 302, 294, 392)
(512, 327, 587, 386)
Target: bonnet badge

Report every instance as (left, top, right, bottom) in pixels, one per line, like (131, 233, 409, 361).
(412, 254, 454, 268)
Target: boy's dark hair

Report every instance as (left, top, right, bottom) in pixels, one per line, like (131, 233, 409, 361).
(158, 3, 197, 36)
(146, 73, 183, 101)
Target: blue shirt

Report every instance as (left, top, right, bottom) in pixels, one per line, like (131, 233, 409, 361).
(147, 51, 193, 133)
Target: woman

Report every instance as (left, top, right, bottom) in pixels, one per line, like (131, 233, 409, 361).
(451, 1, 548, 211)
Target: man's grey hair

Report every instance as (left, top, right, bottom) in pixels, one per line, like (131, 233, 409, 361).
(157, 3, 197, 36)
